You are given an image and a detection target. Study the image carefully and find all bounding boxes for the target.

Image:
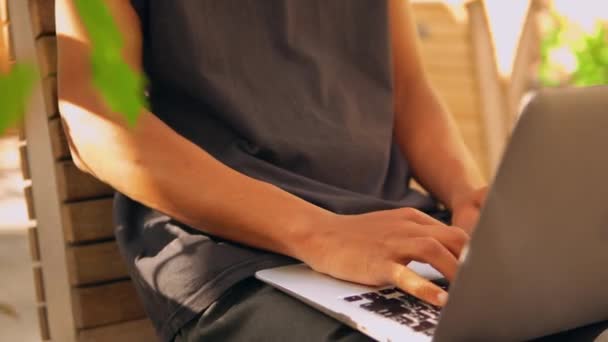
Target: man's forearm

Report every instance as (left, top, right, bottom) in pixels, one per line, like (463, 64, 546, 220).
(394, 82, 485, 209)
(59, 94, 329, 261)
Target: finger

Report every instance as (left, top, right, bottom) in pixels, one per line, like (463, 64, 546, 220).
(394, 207, 447, 226)
(399, 237, 460, 281)
(474, 187, 488, 207)
(390, 262, 448, 307)
(408, 225, 469, 258)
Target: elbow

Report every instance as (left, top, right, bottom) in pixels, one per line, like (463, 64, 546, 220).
(57, 97, 116, 180)
(55, 110, 95, 177)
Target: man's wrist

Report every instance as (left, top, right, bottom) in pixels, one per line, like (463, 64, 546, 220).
(281, 202, 335, 262)
(446, 185, 476, 210)
(444, 170, 485, 210)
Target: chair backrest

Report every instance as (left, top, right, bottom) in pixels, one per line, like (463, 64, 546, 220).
(413, 0, 511, 179)
(11, 0, 515, 341)
(10, 0, 155, 341)
(501, 0, 543, 128)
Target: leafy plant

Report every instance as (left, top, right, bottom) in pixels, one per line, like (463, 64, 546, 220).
(0, 0, 147, 135)
(0, 64, 37, 133)
(74, 0, 147, 126)
(571, 25, 608, 86)
(540, 11, 608, 87)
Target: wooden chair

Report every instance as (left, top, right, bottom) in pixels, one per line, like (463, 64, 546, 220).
(9, 0, 535, 341)
(413, 0, 512, 179)
(10, 0, 155, 341)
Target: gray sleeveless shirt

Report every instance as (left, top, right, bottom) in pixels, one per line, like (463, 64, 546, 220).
(115, 1, 438, 340)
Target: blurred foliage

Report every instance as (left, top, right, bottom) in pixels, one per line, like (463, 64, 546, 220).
(74, 0, 147, 126)
(540, 12, 608, 87)
(0, 0, 147, 135)
(0, 64, 37, 133)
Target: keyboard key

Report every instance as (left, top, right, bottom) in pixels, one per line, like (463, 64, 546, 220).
(361, 292, 382, 300)
(379, 288, 397, 295)
(379, 305, 411, 318)
(343, 295, 363, 302)
(410, 311, 431, 321)
(360, 298, 401, 313)
(412, 320, 436, 332)
(395, 315, 415, 326)
(423, 327, 436, 336)
(342, 289, 441, 336)
(398, 294, 416, 302)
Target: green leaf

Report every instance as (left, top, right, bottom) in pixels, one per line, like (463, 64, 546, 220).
(540, 11, 608, 88)
(74, 0, 147, 126)
(0, 64, 37, 134)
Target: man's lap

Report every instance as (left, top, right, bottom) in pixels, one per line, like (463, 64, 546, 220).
(173, 277, 608, 342)
(173, 277, 371, 342)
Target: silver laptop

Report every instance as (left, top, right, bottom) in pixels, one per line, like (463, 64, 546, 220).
(257, 86, 608, 341)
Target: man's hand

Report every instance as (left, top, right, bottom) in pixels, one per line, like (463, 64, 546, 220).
(299, 208, 469, 307)
(450, 186, 488, 234)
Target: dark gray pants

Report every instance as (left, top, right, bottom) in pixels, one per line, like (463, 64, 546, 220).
(174, 278, 608, 342)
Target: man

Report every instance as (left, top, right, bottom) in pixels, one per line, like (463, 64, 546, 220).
(56, 0, 488, 340)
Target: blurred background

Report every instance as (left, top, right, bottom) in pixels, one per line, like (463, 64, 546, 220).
(1, 0, 606, 341)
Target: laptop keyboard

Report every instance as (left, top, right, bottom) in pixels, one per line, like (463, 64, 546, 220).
(341, 279, 449, 336)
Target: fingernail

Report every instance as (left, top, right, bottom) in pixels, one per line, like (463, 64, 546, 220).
(437, 292, 448, 306)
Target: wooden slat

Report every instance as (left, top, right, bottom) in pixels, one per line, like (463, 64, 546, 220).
(17, 120, 27, 141)
(62, 198, 114, 243)
(66, 241, 128, 286)
(37, 305, 51, 341)
(27, 226, 41, 261)
(412, 2, 466, 24)
(35, 36, 56, 77)
(1, 0, 7, 22)
(419, 44, 471, 63)
(78, 319, 156, 342)
(421, 56, 474, 73)
(19, 143, 31, 179)
(28, 0, 56, 38)
(415, 21, 468, 41)
(33, 265, 46, 302)
(72, 281, 146, 329)
(42, 76, 59, 117)
(435, 92, 479, 117)
(56, 161, 114, 202)
(467, 0, 508, 178)
(2, 23, 12, 64)
(428, 73, 477, 92)
(504, 0, 542, 127)
(433, 83, 479, 101)
(24, 183, 36, 219)
(419, 39, 470, 53)
(49, 117, 70, 159)
(433, 86, 479, 107)
(0, 22, 8, 74)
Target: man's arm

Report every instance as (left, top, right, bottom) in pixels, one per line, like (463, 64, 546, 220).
(57, 0, 468, 306)
(389, 0, 486, 223)
(57, 0, 327, 260)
